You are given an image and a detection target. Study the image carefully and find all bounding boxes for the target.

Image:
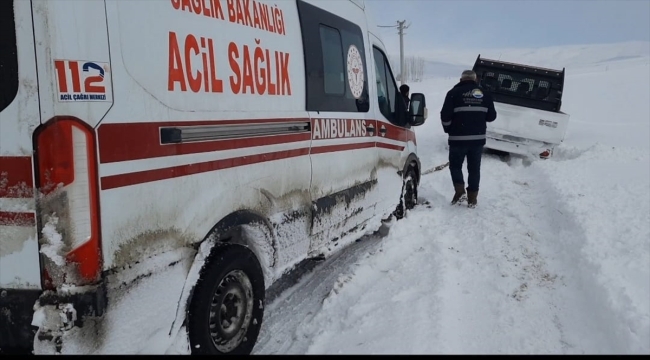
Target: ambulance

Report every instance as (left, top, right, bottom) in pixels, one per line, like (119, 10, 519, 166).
(0, 0, 428, 354)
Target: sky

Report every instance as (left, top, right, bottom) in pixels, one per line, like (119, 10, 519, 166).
(365, 0, 650, 54)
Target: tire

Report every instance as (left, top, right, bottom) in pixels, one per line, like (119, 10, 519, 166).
(394, 167, 418, 220)
(188, 245, 265, 355)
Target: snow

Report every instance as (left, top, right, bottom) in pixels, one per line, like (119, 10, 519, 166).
(32, 42, 650, 354)
(0, 229, 40, 288)
(52, 246, 196, 354)
(39, 217, 66, 267)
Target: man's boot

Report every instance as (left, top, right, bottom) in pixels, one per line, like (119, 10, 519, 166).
(451, 183, 466, 205)
(467, 190, 478, 208)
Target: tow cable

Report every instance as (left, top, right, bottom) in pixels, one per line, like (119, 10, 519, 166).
(422, 161, 449, 176)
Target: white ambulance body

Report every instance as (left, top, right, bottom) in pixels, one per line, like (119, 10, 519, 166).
(473, 55, 571, 159)
(0, 0, 428, 354)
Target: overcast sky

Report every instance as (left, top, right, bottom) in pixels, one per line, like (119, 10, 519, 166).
(365, 0, 650, 53)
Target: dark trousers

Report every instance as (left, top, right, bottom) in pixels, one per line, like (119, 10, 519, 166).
(449, 145, 484, 192)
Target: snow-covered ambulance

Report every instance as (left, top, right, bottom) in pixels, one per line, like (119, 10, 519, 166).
(0, 0, 428, 354)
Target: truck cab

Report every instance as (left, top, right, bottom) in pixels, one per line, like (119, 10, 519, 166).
(472, 55, 570, 159)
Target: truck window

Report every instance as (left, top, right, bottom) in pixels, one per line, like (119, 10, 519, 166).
(373, 47, 400, 125)
(474, 58, 565, 112)
(297, 0, 370, 113)
(0, 1, 19, 113)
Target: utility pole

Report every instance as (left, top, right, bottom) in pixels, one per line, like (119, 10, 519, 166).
(378, 20, 410, 85)
(397, 20, 409, 85)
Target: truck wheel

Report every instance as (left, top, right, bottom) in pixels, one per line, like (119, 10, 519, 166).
(188, 245, 265, 355)
(394, 167, 418, 220)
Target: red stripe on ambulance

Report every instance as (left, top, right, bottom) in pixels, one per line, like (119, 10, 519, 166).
(0, 211, 35, 227)
(97, 118, 311, 163)
(101, 147, 311, 190)
(0, 156, 34, 198)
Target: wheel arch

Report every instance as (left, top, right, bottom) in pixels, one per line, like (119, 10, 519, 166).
(393, 153, 422, 220)
(403, 152, 421, 184)
(167, 209, 277, 345)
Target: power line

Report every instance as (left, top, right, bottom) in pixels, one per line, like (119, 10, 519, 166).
(378, 20, 410, 85)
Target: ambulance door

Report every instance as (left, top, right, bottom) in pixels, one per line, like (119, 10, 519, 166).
(297, 1, 379, 252)
(369, 33, 411, 216)
(0, 0, 42, 290)
(11, 0, 114, 290)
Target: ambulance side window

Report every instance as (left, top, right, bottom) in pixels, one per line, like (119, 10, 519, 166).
(297, 0, 370, 113)
(373, 47, 400, 126)
(320, 25, 345, 96)
(0, 1, 19, 113)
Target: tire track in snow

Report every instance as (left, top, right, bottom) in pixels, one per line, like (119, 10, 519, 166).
(253, 217, 446, 354)
(414, 153, 630, 354)
(522, 161, 641, 353)
(418, 155, 572, 353)
(299, 220, 444, 354)
(252, 232, 386, 354)
(418, 156, 560, 353)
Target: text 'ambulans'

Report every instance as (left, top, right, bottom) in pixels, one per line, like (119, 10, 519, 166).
(312, 119, 371, 140)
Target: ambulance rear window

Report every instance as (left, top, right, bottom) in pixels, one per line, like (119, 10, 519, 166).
(0, 1, 19, 113)
(320, 25, 345, 96)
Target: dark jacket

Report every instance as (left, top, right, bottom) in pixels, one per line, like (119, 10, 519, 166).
(440, 80, 497, 146)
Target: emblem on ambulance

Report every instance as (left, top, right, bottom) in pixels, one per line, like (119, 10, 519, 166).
(54, 59, 112, 102)
(347, 45, 365, 99)
(471, 88, 484, 99)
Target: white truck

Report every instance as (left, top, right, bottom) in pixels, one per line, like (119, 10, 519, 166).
(473, 55, 570, 159)
(0, 0, 428, 354)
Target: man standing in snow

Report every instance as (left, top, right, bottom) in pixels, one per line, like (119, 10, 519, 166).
(440, 70, 497, 208)
(400, 84, 410, 108)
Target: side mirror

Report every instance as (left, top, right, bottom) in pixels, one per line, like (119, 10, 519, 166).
(409, 93, 427, 126)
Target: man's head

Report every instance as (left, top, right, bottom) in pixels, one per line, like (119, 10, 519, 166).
(460, 70, 478, 83)
(399, 84, 410, 97)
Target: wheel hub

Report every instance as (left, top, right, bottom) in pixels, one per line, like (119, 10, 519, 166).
(208, 270, 254, 353)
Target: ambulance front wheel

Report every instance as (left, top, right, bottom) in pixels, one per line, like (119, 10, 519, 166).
(394, 167, 419, 219)
(188, 245, 265, 355)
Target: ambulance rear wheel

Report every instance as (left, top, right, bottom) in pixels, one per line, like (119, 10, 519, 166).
(188, 245, 265, 355)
